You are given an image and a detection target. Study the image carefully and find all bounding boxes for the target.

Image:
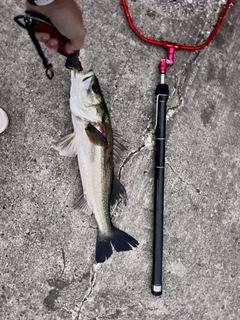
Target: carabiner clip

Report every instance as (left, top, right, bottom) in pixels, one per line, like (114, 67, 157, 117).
(14, 11, 83, 79)
(14, 12, 55, 79)
(45, 64, 54, 80)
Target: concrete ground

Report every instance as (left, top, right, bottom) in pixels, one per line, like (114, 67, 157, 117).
(1, 1, 239, 319)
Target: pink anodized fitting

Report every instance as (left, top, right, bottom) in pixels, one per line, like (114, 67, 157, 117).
(159, 47, 175, 74)
(160, 58, 167, 74)
(167, 47, 174, 66)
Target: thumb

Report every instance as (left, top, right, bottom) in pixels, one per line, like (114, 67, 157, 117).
(64, 41, 77, 53)
(64, 37, 84, 53)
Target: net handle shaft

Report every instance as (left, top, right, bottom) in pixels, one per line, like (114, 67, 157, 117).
(152, 83, 169, 296)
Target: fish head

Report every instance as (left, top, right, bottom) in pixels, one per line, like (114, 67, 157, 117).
(70, 70, 106, 122)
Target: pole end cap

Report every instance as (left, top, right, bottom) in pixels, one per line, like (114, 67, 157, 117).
(152, 285, 162, 296)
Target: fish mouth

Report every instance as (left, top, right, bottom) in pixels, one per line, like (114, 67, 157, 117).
(82, 70, 95, 82)
(81, 70, 95, 90)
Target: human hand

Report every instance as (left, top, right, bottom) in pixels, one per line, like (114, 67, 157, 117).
(25, 0, 85, 52)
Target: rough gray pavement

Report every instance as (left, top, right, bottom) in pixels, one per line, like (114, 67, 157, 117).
(1, 1, 239, 319)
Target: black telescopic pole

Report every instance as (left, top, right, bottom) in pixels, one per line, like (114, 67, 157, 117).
(152, 81, 169, 296)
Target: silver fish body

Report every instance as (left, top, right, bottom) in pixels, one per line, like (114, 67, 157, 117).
(57, 70, 138, 263)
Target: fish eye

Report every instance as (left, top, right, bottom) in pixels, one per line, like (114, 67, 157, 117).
(92, 82, 101, 95)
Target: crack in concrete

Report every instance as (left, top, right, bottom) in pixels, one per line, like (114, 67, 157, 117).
(166, 50, 201, 120)
(167, 73, 185, 118)
(111, 144, 145, 220)
(118, 142, 146, 181)
(111, 129, 153, 220)
(60, 247, 66, 276)
(166, 162, 201, 194)
(117, 124, 154, 180)
(73, 265, 96, 320)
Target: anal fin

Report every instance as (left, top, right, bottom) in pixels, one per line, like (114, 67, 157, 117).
(74, 195, 92, 215)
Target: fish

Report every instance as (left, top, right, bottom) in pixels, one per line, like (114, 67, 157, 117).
(56, 69, 138, 263)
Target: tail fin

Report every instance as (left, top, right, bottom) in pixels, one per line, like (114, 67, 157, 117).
(96, 227, 139, 263)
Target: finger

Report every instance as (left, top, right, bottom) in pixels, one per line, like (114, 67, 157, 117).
(64, 38, 84, 53)
(48, 38, 59, 47)
(48, 45, 59, 53)
(35, 32, 59, 52)
(64, 41, 76, 53)
(43, 38, 60, 53)
(64, 29, 85, 52)
(35, 32, 51, 43)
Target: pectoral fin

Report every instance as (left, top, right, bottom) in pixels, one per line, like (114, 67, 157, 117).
(55, 133, 77, 157)
(85, 123, 108, 147)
